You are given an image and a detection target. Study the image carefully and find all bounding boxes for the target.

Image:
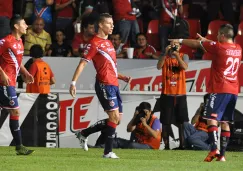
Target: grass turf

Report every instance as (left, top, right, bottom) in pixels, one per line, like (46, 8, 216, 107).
(0, 147, 243, 171)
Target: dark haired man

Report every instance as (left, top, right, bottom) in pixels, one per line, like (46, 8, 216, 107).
(70, 13, 131, 158)
(169, 24, 242, 162)
(0, 15, 34, 155)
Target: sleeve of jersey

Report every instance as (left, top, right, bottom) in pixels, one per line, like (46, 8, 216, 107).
(0, 38, 7, 56)
(82, 41, 98, 62)
(201, 41, 218, 55)
(151, 118, 161, 131)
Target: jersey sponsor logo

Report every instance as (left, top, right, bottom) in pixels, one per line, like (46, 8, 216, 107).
(210, 42, 216, 45)
(0, 39, 5, 46)
(210, 93, 217, 109)
(17, 50, 24, 55)
(9, 99, 15, 106)
(109, 100, 115, 107)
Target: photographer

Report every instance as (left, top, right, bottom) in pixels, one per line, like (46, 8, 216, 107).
(95, 102, 162, 149)
(157, 42, 189, 150)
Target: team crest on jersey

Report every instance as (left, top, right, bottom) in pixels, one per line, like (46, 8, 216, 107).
(109, 100, 115, 107)
(9, 100, 15, 106)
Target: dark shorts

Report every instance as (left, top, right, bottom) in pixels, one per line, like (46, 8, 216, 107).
(0, 86, 19, 109)
(203, 93, 237, 122)
(95, 80, 123, 114)
(159, 94, 189, 125)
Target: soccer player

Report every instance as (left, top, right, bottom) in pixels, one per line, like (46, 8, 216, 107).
(169, 24, 242, 162)
(0, 15, 35, 155)
(69, 13, 131, 159)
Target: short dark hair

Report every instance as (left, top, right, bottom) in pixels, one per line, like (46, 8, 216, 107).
(10, 14, 24, 31)
(219, 24, 234, 39)
(138, 102, 151, 111)
(82, 14, 96, 30)
(136, 33, 147, 41)
(98, 13, 112, 24)
(30, 44, 44, 58)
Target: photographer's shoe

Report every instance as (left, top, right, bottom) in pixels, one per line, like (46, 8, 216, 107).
(75, 131, 88, 151)
(103, 152, 119, 159)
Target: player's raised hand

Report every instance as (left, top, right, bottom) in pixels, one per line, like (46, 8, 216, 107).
(197, 33, 207, 42)
(0, 71, 10, 86)
(69, 85, 76, 98)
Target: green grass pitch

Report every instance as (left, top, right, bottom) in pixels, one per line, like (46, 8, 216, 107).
(1, 147, 243, 171)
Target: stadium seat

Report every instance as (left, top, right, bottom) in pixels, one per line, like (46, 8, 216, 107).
(182, 4, 189, 19)
(147, 20, 159, 34)
(185, 19, 201, 39)
(234, 35, 243, 50)
(238, 22, 243, 35)
(202, 52, 212, 60)
(180, 45, 195, 59)
(146, 20, 160, 50)
(207, 20, 229, 41)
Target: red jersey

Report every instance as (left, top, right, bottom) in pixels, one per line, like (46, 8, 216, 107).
(160, 0, 177, 25)
(72, 33, 92, 53)
(112, 0, 136, 21)
(0, 35, 24, 86)
(56, 0, 73, 18)
(202, 41, 242, 95)
(134, 45, 157, 59)
(83, 36, 118, 86)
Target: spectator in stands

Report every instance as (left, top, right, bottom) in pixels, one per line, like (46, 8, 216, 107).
(48, 30, 72, 57)
(72, 16, 95, 57)
(109, 33, 127, 58)
(134, 33, 158, 59)
(157, 43, 189, 150)
(158, 0, 183, 55)
(24, 17, 52, 56)
(112, 0, 140, 47)
(95, 102, 162, 149)
(32, 0, 54, 34)
(55, 0, 77, 42)
(26, 44, 55, 94)
(184, 94, 210, 150)
(0, 0, 13, 39)
(79, 0, 111, 21)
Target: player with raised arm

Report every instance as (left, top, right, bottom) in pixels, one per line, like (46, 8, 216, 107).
(69, 13, 130, 159)
(0, 15, 34, 155)
(169, 24, 242, 162)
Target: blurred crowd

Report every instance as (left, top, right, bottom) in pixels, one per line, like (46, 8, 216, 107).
(1, 0, 243, 59)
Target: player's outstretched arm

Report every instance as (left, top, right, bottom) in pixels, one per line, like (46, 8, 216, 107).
(118, 73, 131, 83)
(69, 60, 87, 98)
(169, 38, 203, 50)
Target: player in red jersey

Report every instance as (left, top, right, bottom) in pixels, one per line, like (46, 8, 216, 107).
(69, 13, 131, 159)
(0, 15, 34, 155)
(169, 24, 242, 162)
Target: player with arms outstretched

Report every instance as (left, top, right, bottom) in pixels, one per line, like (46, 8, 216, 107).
(169, 24, 242, 162)
(69, 13, 130, 159)
(0, 15, 35, 155)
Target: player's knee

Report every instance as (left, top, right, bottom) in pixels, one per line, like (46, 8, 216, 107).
(9, 109, 20, 116)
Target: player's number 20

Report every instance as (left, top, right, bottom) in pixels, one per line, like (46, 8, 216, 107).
(224, 57, 240, 76)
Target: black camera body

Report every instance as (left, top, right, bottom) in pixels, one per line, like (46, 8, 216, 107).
(171, 45, 179, 52)
(133, 106, 146, 125)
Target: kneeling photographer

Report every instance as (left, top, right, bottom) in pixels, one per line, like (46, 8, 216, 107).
(157, 42, 189, 150)
(95, 102, 162, 149)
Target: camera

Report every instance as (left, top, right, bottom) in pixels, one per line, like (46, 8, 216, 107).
(171, 45, 179, 52)
(133, 106, 146, 125)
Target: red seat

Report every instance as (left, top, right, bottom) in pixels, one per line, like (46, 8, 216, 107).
(182, 4, 189, 19)
(147, 20, 159, 34)
(238, 22, 243, 35)
(234, 35, 243, 50)
(146, 20, 160, 50)
(207, 20, 229, 41)
(185, 19, 201, 39)
(179, 45, 195, 59)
